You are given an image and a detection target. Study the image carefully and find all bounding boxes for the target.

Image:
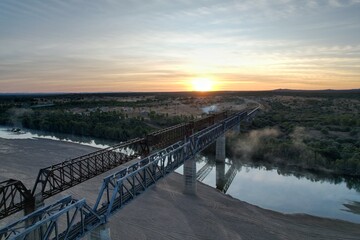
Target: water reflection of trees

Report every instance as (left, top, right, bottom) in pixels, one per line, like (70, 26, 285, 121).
(198, 154, 360, 193)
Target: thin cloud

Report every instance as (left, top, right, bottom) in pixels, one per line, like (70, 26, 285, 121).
(0, 0, 359, 92)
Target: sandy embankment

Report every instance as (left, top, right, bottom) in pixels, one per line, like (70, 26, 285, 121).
(0, 138, 359, 239)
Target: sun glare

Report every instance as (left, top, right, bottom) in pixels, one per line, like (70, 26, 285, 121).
(191, 78, 214, 92)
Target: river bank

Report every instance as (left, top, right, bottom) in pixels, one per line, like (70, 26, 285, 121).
(0, 138, 359, 239)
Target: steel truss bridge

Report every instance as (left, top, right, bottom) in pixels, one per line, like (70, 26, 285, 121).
(0, 107, 259, 240)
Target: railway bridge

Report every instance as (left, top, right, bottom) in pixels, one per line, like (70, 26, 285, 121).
(0, 107, 259, 240)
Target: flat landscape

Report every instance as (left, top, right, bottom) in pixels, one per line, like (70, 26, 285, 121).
(1, 1, 360, 239)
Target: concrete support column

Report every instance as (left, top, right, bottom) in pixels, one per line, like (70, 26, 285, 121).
(24, 193, 44, 240)
(88, 224, 111, 240)
(216, 134, 226, 162)
(216, 161, 225, 191)
(183, 157, 197, 195)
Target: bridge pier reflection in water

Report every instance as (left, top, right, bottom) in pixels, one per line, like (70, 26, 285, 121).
(188, 121, 240, 195)
(196, 156, 238, 194)
(184, 121, 238, 195)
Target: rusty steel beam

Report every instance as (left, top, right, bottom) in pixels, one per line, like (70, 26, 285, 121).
(32, 138, 149, 200)
(0, 109, 255, 221)
(0, 179, 34, 220)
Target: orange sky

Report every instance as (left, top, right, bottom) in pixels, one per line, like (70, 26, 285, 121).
(0, 0, 359, 92)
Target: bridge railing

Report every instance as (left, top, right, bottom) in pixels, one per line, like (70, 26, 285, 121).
(247, 106, 260, 117)
(31, 138, 148, 200)
(0, 108, 260, 239)
(0, 195, 103, 240)
(146, 123, 190, 149)
(0, 109, 242, 221)
(94, 110, 248, 219)
(93, 141, 185, 214)
(100, 142, 192, 218)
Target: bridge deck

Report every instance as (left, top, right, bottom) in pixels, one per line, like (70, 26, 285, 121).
(0, 108, 260, 239)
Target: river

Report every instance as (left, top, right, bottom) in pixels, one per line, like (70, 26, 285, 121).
(1, 126, 359, 223)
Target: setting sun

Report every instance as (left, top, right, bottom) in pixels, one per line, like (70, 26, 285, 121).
(191, 78, 214, 92)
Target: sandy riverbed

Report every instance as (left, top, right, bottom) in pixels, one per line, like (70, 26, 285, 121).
(0, 138, 359, 239)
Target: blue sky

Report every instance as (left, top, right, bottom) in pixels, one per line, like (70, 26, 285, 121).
(0, 0, 359, 92)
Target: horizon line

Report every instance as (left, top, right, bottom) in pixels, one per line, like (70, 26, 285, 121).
(1, 88, 360, 95)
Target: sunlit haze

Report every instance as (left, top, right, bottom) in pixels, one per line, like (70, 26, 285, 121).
(191, 78, 214, 91)
(0, 0, 359, 93)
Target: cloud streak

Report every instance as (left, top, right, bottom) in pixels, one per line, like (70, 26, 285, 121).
(0, 0, 359, 92)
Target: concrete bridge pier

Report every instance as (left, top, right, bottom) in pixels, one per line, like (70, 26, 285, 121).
(184, 156, 197, 195)
(88, 224, 111, 240)
(24, 193, 44, 240)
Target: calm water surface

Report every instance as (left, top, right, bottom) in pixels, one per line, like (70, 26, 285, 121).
(1, 127, 359, 223)
(176, 158, 360, 224)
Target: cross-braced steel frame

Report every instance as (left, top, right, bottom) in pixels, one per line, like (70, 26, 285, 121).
(32, 138, 149, 200)
(0, 109, 237, 221)
(0, 107, 260, 240)
(0, 195, 103, 240)
(93, 110, 249, 219)
(0, 180, 33, 220)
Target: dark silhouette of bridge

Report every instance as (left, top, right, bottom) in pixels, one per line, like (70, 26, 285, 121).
(0, 107, 259, 240)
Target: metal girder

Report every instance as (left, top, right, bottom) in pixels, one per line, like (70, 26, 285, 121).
(95, 141, 192, 218)
(0, 196, 103, 240)
(0, 110, 236, 221)
(32, 138, 148, 200)
(146, 123, 191, 149)
(0, 180, 34, 220)
(30, 110, 239, 202)
(247, 106, 260, 117)
(94, 110, 248, 219)
(0, 109, 259, 239)
(145, 111, 230, 150)
(93, 141, 186, 215)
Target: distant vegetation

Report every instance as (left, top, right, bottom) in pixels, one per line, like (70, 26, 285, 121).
(229, 93, 360, 176)
(1, 91, 359, 176)
(0, 93, 193, 141)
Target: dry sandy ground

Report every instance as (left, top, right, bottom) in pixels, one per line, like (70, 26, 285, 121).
(1, 138, 360, 239)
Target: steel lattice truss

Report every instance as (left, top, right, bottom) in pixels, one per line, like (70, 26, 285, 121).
(32, 138, 149, 200)
(94, 110, 249, 219)
(0, 107, 260, 239)
(0, 196, 103, 240)
(146, 123, 190, 149)
(0, 109, 235, 221)
(0, 180, 33, 220)
(94, 141, 191, 217)
(0, 138, 150, 221)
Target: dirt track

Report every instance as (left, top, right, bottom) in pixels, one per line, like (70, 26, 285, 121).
(0, 138, 359, 239)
